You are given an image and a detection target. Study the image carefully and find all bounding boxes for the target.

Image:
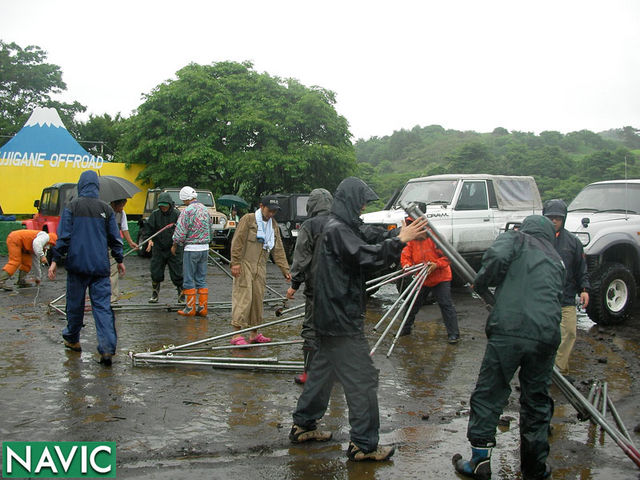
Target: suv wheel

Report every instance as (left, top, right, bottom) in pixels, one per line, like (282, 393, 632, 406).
(136, 229, 152, 258)
(586, 262, 636, 325)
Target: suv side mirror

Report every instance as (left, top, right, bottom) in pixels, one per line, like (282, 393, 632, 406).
(581, 217, 590, 228)
(34, 199, 40, 208)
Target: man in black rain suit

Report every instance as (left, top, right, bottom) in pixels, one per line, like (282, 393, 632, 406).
(286, 188, 333, 385)
(453, 215, 565, 480)
(289, 177, 426, 462)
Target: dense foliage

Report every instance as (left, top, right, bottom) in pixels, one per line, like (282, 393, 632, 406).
(355, 125, 640, 209)
(0, 40, 85, 136)
(117, 61, 356, 203)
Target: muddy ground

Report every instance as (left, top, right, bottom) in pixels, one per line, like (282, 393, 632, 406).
(0, 254, 639, 479)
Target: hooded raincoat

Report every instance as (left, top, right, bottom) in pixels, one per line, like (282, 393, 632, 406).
(293, 177, 407, 453)
(466, 215, 565, 479)
(53, 170, 122, 356)
(144, 192, 183, 287)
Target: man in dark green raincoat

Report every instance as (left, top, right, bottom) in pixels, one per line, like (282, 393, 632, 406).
(453, 215, 565, 480)
(143, 192, 183, 303)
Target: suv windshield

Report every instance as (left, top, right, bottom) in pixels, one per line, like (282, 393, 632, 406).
(569, 183, 640, 213)
(394, 180, 458, 207)
(166, 190, 215, 207)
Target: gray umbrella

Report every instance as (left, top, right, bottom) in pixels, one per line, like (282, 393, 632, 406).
(98, 175, 141, 203)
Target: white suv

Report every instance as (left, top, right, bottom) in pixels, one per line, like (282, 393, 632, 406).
(565, 180, 640, 324)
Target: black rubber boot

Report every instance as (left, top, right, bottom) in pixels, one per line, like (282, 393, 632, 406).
(149, 282, 160, 303)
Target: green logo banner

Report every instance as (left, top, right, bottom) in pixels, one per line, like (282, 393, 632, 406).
(2, 442, 116, 478)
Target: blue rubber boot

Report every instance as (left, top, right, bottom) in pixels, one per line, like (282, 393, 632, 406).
(452, 446, 492, 480)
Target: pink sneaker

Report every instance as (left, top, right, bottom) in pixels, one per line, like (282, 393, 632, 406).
(230, 336, 249, 346)
(250, 333, 271, 344)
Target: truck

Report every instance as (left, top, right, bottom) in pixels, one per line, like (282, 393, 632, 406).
(272, 193, 311, 262)
(21, 183, 77, 233)
(138, 188, 232, 258)
(565, 179, 640, 325)
(361, 174, 542, 280)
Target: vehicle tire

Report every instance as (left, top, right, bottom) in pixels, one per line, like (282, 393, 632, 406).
(136, 229, 152, 258)
(586, 262, 636, 325)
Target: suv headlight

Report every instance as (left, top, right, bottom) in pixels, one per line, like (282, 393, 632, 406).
(575, 232, 590, 246)
(219, 217, 227, 226)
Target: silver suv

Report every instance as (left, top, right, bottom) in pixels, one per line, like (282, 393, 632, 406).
(565, 180, 640, 324)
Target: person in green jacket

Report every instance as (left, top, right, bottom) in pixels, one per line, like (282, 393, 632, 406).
(453, 215, 565, 480)
(143, 192, 183, 303)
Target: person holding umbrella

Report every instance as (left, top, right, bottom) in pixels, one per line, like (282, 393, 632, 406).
(109, 198, 138, 303)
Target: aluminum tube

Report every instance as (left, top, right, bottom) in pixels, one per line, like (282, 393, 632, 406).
(552, 368, 640, 467)
(133, 357, 303, 372)
(145, 312, 305, 355)
(601, 381, 608, 419)
(386, 268, 431, 358)
(177, 339, 305, 353)
(366, 263, 424, 287)
(400, 201, 477, 283)
(372, 265, 427, 331)
(607, 394, 637, 447)
(134, 354, 281, 363)
(370, 266, 428, 356)
(366, 264, 426, 292)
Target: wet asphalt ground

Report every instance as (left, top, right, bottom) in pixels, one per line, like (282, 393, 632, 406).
(1, 254, 639, 479)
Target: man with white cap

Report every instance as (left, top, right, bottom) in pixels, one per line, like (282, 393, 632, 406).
(171, 186, 212, 316)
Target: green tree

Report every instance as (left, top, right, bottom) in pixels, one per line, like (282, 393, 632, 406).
(72, 113, 125, 160)
(0, 40, 85, 137)
(118, 61, 355, 200)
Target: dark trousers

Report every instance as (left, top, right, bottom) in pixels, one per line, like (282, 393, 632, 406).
(467, 335, 556, 478)
(405, 281, 459, 336)
(293, 334, 380, 452)
(300, 295, 318, 366)
(150, 246, 183, 287)
(63, 273, 117, 355)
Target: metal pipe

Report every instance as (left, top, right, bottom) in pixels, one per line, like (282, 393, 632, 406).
(601, 381, 608, 419)
(132, 357, 303, 372)
(144, 312, 304, 355)
(607, 393, 637, 447)
(366, 263, 424, 288)
(134, 354, 281, 363)
(370, 266, 428, 356)
(366, 264, 426, 292)
(177, 339, 304, 353)
(552, 368, 640, 467)
(372, 265, 427, 331)
(400, 201, 477, 283)
(386, 268, 431, 358)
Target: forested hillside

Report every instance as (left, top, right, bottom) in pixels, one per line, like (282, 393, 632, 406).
(355, 125, 640, 210)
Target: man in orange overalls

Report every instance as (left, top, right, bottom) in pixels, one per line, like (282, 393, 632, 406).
(1, 229, 57, 290)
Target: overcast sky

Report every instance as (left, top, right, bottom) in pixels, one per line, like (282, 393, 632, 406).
(2, 0, 639, 140)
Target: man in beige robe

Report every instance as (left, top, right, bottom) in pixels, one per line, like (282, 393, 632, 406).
(230, 195, 290, 344)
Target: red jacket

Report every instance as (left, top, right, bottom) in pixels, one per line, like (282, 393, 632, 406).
(400, 237, 452, 287)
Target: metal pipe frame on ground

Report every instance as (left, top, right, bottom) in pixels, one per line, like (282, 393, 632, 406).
(399, 201, 640, 469)
(175, 339, 304, 353)
(132, 356, 303, 372)
(137, 312, 304, 356)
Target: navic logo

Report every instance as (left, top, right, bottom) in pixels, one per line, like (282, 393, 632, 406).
(2, 442, 116, 478)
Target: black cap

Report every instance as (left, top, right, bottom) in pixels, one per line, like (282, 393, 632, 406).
(261, 195, 282, 210)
